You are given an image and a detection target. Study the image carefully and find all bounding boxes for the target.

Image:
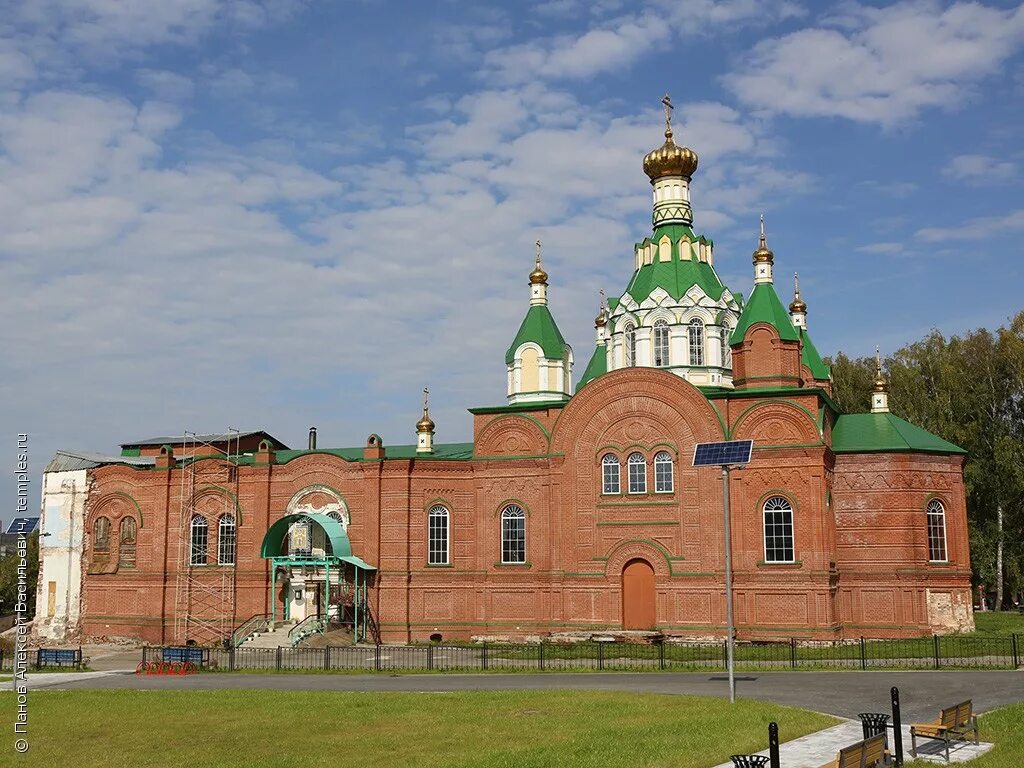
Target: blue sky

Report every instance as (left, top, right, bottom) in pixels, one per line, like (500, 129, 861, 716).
(2, 0, 1023, 509)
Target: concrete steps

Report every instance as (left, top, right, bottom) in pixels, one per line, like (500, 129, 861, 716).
(240, 621, 297, 649)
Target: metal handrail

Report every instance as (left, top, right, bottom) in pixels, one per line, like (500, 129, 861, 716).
(287, 614, 326, 646)
(231, 613, 271, 648)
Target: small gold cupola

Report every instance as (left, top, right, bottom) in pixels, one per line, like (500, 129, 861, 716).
(790, 272, 807, 328)
(871, 348, 890, 413)
(416, 387, 435, 454)
(529, 239, 549, 305)
(643, 94, 698, 227)
(753, 214, 775, 284)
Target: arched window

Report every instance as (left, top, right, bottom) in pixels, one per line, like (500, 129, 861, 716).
(94, 517, 111, 553)
(428, 505, 450, 565)
(218, 515, 236, 565)
(628, 452, 647, 494)
(926, 500, 948, 562)
(624, 323, 636, 367)
(602, 454, 621, 495)
(501, 505, 526, 564)
(119, 517, 137, 568)
(653, 320, 670, 367)
(688, 318, 705, 366)
(654, 451, 674, 493)
(190, 515, 208, 566)
(721, 325, 732, 367)
(763, 496, 794, 563)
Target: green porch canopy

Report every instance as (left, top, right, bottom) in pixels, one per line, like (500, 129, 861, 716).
(259, 512, 376, 570)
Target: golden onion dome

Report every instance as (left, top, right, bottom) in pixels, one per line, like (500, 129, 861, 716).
(753, 214, 774, 264)
(529, 261, 548, 285)
(417, 409, 435, 433)
(790, 273, 807, 313)
(594, 307, 608, 327)
(643, 128, 698, 181)
(872, 349, 888, 392)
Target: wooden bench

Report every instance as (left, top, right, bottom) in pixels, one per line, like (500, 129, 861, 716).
(910, 699, 979, 761)
(817, 733, 887, 768)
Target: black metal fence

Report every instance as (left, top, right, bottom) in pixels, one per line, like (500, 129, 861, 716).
(142, 633, 1021, 673)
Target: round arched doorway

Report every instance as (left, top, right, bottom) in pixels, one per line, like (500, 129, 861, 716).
(621, 558, 656, 630)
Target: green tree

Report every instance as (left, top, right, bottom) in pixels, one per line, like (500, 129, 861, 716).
(0, 532, 39, 616)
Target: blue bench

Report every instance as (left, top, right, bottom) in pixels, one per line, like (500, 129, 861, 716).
(161, 647, 208, 665)
(36, 648, 82, 668)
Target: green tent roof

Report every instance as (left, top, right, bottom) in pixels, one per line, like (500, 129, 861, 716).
(730, 282, 800, 344)
(624, 224, 731, 305)
(577, 344, 608, 390)
(800, 329, 831, 380)
(832, 413, 965, 455)
(505, 305, 568, 365)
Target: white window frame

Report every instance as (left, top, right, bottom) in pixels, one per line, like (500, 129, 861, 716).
(762, 496, 795, 563)
(721, 325, 732, 367)
(654, 451, 674, 493)
(428, 505, 450, 565)
(627, 452, 647, 494)
(926, 499, 948, 563)
(624, 323, 636, 367)
(500, 505, 526, 564)
(601, 454, 621, 495)
(218, 514, 236, 565)
(688, 318, 705, 366)
(653, 320, 670, 367)
(190, 514, 208, 566)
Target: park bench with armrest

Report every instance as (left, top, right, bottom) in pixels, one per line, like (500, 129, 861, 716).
(910, 700, 979, 761)
(817, 733, 887, 768)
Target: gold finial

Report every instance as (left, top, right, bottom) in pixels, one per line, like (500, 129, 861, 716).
(661, 93, 674, 138)
(595, 289, 608, 327)
(753, 213, 774, 264)
(529, 239, 548, 285)
(417, 386, 435, 432)
(790, 272, 807, 313)
(873, 347, 888, 392)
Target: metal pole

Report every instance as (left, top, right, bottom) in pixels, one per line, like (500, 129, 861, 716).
(269, 562, 276, 630)
(354, 568, 360, 643)
(891, 686, 903, 767)
(722, 465, 736, 703)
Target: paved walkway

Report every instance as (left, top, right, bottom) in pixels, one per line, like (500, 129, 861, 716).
(30, 669, 1024, 721)
(711, 720, 992, 768)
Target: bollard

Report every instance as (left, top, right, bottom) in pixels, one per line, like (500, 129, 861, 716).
(891, 686, 903, 767)
(768, 721, 780, 768)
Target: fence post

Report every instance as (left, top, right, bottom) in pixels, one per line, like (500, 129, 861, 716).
(933, 634, 940, 670)
(659, 641, 665, 671)
(539, 641, 545, 671)
(229, 646, 236, 672)
(1011, 633, 1019, 669)
(790, 637, 797, 669)
(35, 649, 42, 670)
(723, 639, 728, 671)
(482, 642, 488, 671)
(768, 721, 780, 768)
(860, 636, 867, 671)
(598, 641, 604, 671)
(375, 643, 381, 671)
(891, 686, 903, 767)
(275, 646, 282, 671)
(426, 644, 433, 671)
(324, 646, 331, 672)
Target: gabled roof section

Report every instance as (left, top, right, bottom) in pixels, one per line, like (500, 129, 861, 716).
(120, 430, 288, 450)
(505, 305, 568, 364)
(799, 328, 831, 380)
(832, 413, 965, 455)
(47, 449, 155, 472)
(625, 224, 730, 305)
(577, 344, 608, 390)
(730, 283, 800, 344)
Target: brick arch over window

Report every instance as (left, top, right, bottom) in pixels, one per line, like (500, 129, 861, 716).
(604, 538, 674, 580)
(551, 368, 725, 457)
(87, 491, 145, 528)
(730, 400, 820, 446)
(475, 414, 549, 457)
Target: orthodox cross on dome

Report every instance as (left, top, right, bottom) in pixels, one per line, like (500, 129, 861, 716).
(759, 213, 767, 247)
(535, 239, 542, 268)
(662, 93, 673, 135)
(872, 346, 890, 413)
(423, 386, 429, 411)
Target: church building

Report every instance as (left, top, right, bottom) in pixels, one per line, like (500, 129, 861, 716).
(34, 99, 974, 646)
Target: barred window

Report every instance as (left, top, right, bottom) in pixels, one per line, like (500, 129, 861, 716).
(428, 505, 450, 565)
(654, 320, 670, 367)
(119, 517, 137, 568)
(628, 452, 647, 494)
(501, 505, 526, 564)
(721, 325, 732, 367)
(624, 323, 636, 366)
(763, 496, 794, 563)
(190, 515, 208, 566)
(218, 515, 236, 565)
(926, 500, 948, 562)
(654, 451, 674, 493)
(688, 319, 705, 366)
(94, 516, 111, 553)
(602, 454, 621, 495)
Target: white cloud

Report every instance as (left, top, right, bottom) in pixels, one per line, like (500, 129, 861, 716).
(856, 241, 905, 255)
(725, 1, 1024, 125)
(944, 153, 1018, 183)
(916, 209, 1024, 241)
(136, 69, 195, 101)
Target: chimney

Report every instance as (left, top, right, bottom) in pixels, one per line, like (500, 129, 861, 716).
(308, 426, 317, 450)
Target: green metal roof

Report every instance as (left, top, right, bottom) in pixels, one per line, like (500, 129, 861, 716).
(268, 442, 475, 464)
(260, 513, 377, 569)
(504, 305, 568, 365)
(730, 283, 801, 344)
(800, 329, 831, 380)
(832, 413, 966, 455)
(624, 224, 731, 305)
(577, 344, 608, 390)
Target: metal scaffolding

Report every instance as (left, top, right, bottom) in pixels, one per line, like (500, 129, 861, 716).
(171, 429, 240, 645)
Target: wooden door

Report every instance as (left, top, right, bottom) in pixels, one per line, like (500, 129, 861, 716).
(622, 559, 656, 630)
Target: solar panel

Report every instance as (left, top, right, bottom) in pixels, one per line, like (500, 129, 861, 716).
(692, 440, 754, 467)
(5, 517, 39, 535)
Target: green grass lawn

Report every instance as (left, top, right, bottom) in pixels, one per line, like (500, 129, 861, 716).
(4, 690, 835, 768)
(971, 611, 1024, 636)
(907, 702, 1024, 768)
